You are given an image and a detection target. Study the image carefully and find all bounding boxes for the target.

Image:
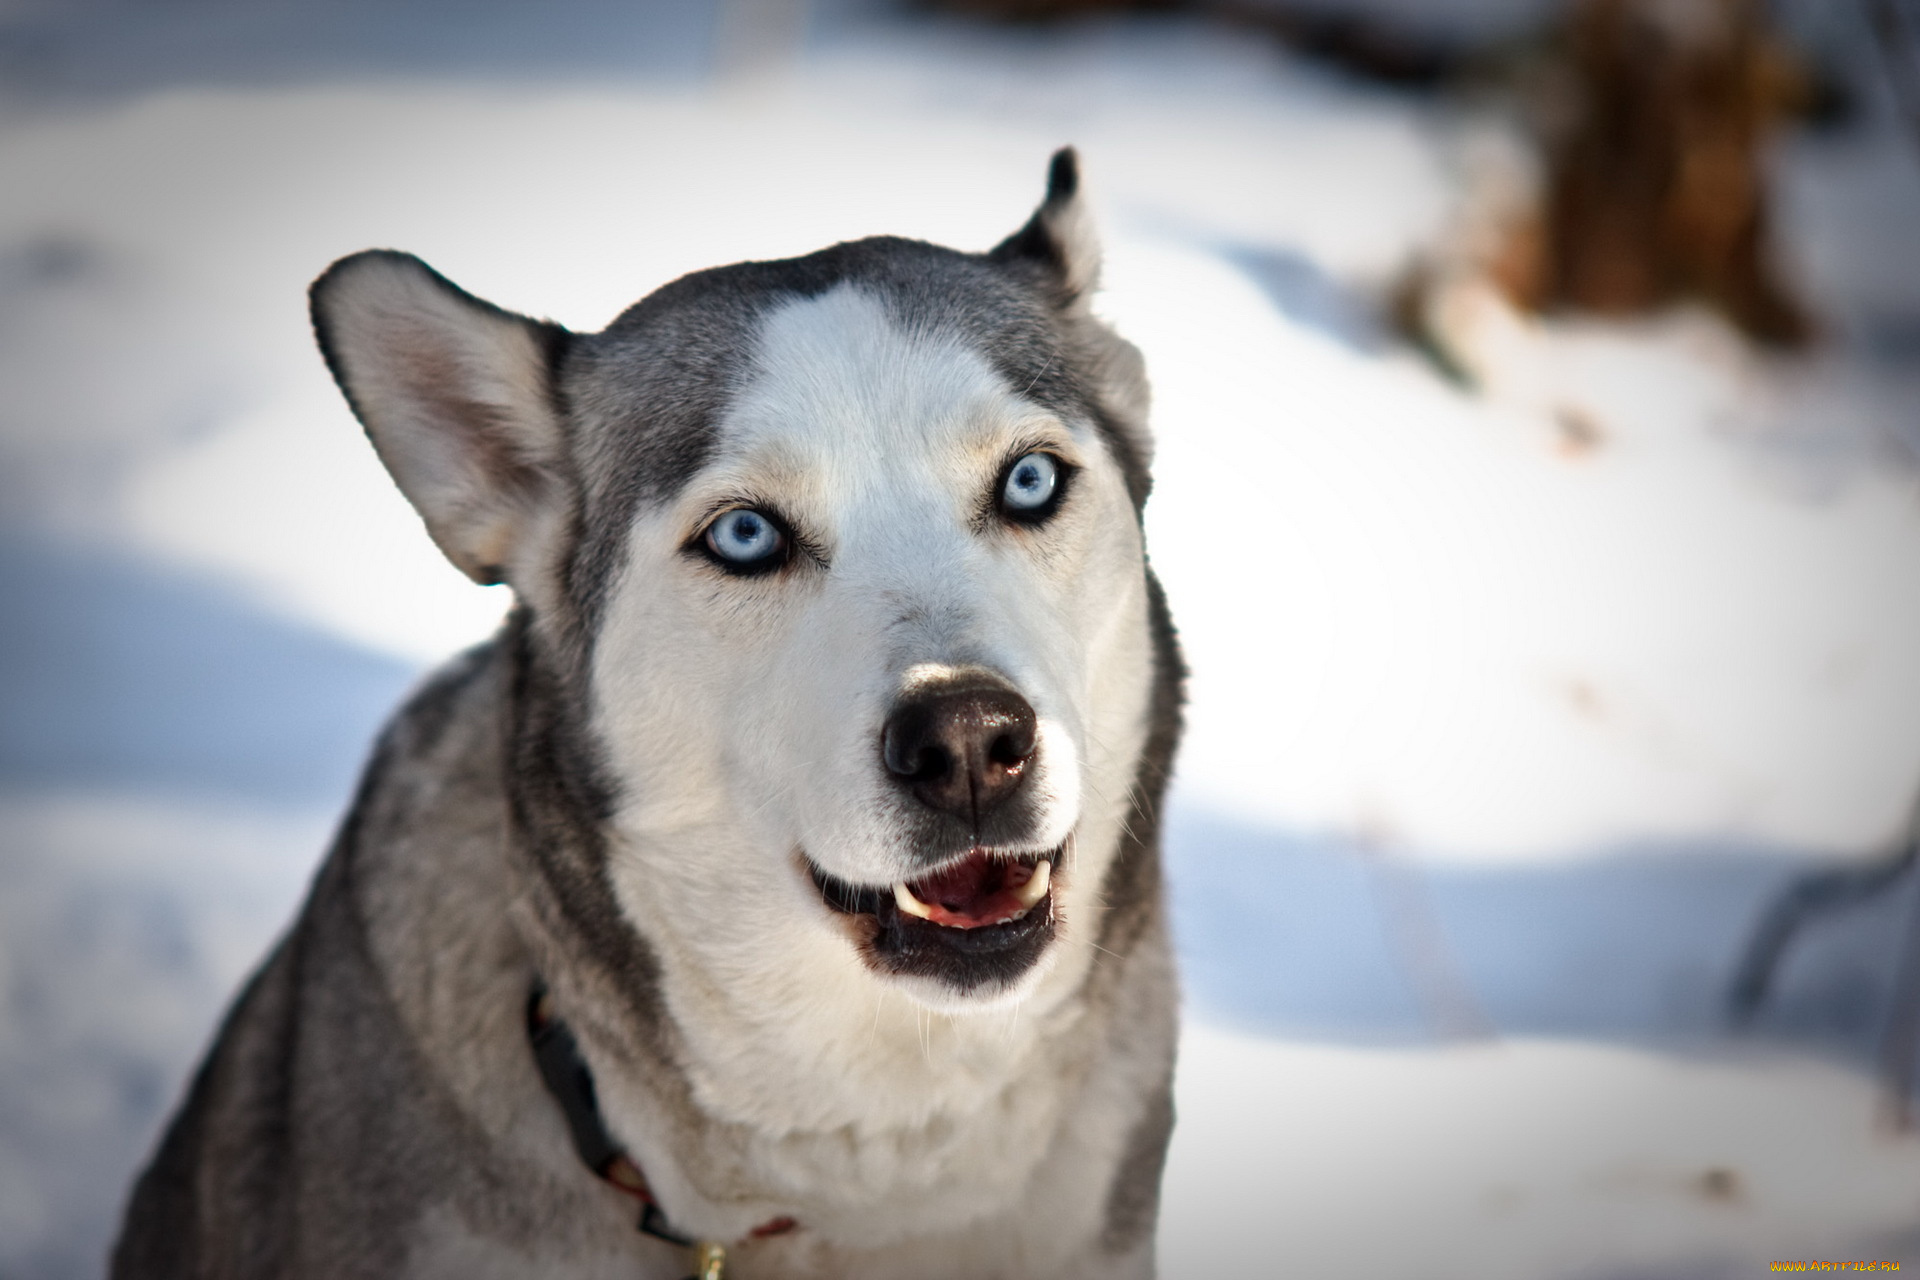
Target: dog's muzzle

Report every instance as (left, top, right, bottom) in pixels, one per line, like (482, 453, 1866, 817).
(806, 674, 1063, 995)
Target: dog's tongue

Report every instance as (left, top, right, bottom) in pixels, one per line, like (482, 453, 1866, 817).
(905, 851, 1039, 929)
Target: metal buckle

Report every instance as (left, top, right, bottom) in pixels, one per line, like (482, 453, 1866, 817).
(691, 1241, 727, 1280)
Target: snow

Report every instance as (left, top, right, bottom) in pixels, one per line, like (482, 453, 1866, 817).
(1163, 1022, 1920, 1278)
(0, 794, 329, 1279)
(1129, 239, 1920, 859)
(3, 3, 1919, 1277)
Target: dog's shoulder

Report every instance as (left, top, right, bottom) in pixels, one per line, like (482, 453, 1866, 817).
(114, 640, 616, 1276)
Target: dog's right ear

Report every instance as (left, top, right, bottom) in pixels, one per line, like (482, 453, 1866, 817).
(310, 250, 571, 591)
(990, 147, 1101, 306)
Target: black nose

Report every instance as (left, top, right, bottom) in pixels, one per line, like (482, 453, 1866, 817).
(882, 682, 1038, 826)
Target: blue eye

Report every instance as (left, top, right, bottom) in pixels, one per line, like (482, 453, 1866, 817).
(1000, 452, 1061, 518)
(704, 508, 787, 570)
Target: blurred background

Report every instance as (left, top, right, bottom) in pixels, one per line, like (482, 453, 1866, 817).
(3, 0, 1919, 1275)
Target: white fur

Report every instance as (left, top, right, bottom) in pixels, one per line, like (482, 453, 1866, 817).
(585, 285, 1158, 1274)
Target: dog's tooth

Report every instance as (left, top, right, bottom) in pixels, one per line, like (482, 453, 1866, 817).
(1012, 860, 1051, 909)
(894, 883, 934, 920)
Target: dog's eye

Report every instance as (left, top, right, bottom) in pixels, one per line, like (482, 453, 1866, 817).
(999, 452, 1064, 522)
(703, 508, 788, 571)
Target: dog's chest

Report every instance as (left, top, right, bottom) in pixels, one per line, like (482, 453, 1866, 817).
(565, 986, 1146, 1279)
(635, 1028, 1094, 1211)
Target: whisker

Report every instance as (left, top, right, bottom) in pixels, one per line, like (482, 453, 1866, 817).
(1021, 353, 1057, 397)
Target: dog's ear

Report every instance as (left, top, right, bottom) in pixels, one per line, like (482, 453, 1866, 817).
(310, 251, 571, 591)
(993, 149, 1156, 497)
(990, 147, 1101, 305)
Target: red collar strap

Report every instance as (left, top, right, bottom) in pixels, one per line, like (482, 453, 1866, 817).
(526, 988, 799, 1254)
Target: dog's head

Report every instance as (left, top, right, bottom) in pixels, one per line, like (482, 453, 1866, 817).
(312, 151, 1167, 1021)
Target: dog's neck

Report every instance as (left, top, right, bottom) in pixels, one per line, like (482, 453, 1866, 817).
(484, 574, 1182, 1264)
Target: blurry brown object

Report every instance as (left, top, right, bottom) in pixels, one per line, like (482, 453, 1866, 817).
(1518, 0, 1815, 345)
(941, 0, 1823, 347)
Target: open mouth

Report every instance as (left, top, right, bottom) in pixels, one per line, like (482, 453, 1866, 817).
(809, 844, 1064, 993)
(893, 851, 1052, 928)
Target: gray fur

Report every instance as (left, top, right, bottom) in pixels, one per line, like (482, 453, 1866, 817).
(115, 150, 1184, 1279)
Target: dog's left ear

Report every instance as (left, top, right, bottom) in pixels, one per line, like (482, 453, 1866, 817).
(990, 147, 1101, 306)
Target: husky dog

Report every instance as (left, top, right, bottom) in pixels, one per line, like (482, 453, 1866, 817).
(113, 149, 1183, 1280)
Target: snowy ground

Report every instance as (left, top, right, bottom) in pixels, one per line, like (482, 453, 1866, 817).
(4, 3, 1920, 1277)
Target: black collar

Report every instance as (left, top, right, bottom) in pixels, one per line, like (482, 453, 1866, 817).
(525, 987, 798, 1252)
